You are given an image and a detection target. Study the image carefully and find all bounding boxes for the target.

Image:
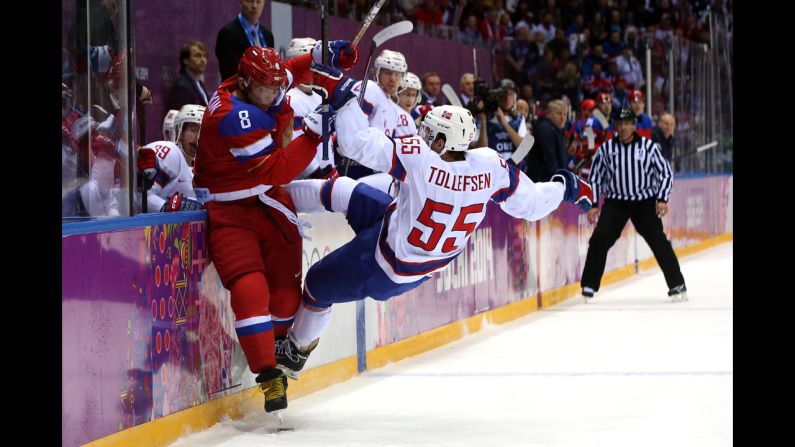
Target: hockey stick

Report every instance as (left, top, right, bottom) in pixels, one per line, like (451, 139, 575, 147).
(510, 133, 535, 165)
(352, 0, 387, 47)
(343, 21, 413, 176)
(441, 83, 462, 107)
(321, 0, 330, 160)
(356, 20, 414, 107)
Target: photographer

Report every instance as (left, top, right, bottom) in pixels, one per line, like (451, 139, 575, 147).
(470, 79, 527, 162)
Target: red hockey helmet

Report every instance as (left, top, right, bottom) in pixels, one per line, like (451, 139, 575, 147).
(581, 99, 596, 111)
(629, 89, 645, 103)
(596, 91, 612, 104)
(238, 47, 288, 89)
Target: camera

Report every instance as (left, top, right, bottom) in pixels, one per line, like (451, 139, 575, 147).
(466, 79, 508, 116)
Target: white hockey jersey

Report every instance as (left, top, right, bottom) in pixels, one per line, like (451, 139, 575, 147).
(140, 140, 195, 211)
(335, 100, 566, 284)
(286, 86, 334, 177)
(393, 107, 418, 138)
(351, 79, 400, 138)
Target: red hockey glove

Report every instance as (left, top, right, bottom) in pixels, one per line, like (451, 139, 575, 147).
(136, 147, 159, 181)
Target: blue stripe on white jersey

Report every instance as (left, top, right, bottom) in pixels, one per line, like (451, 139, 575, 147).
(234, 315, 273, 337)
(387, 140, 407, 181)
(377, 204, 457, 276)
(490, 163, 520, 203)
(361, 98, 374, 116)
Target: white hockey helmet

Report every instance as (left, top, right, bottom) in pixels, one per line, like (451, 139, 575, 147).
(174, 104, 205, 146)
(286, 37, 317, 60)
(162, 109, 179, 142)
(418, 105, 476, 155)
(397, 72, 422, 108)
(373, 49, 407, 80)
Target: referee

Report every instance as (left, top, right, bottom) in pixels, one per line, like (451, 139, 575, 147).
(581, 108, 687, 302)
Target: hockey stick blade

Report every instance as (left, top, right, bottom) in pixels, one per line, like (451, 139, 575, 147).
(441, 84, 462, 107)
(510, 133, 535, 164)
(352, 0, 387, 47)
(373, 20, 414, 47)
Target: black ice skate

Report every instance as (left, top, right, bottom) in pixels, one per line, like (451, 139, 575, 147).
(668, 285, 688, 303)
(256, 368, 288, 413)
(276, 335, 319, 380)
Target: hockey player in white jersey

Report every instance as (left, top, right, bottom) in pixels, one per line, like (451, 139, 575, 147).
(394, 71, 421, 138)
(274, 64, 595, 377)
(284, 37, 338, 179)
(342, 49, 408, 180)
(137, 104, 204, 212)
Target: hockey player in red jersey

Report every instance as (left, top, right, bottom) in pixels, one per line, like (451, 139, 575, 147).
(627, 90, 654, 138)
(192, 43, 358, 413)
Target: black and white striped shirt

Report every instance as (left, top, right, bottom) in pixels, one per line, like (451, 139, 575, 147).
(589, 134, 673, 204)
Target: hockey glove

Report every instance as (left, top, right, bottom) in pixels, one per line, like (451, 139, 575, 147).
(309, 63, 357, 109)
(161, 192, 203, 212)
(551, 169, 594, 212)
(136, 147, 159, 181)
(311, 40, 360, 70)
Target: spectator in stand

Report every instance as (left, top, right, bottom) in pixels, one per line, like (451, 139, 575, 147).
(680, 14, 703, 41)
(524, 99, 568, 182)
(415, 0, 445, 35)
(655, 13, 675, 43)
(531, 12, 556, 43)
(546, 28, 570, 59)
(602, 30, 624, 59)
(589, 11, 609, 46)
(534, 50, 559, 98)
(458, 72, 476, 107)
(653, 0, 676, 24)
(652, 112, 676, 162)
(565, 13, 585, 36)
(583, 44, 607, 76)
(628, 90, 653, 138)
(612, 77, 629, 110)
(480, 8, 506, 45)
(583, 62, 611, 99)
(556, 62, 580, 101)
(399, 0, 423, 20)
(418, 71, 448, 107)
(167, 41, 210, 111)
(608, 8, 624, 34)
(514, 10, 535, 33)
(505, 25, 535, 85)
(459, 14, 485, 45)
(615, 45, 644, 90)
(460, 0, 488, 26)
(511, 1, 531, 26)
(215, 0, 274, 81)
(624, 25, 641, 55)
(500, 11, 515, 38)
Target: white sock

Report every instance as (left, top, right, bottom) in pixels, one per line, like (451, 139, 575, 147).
(283, 179, 326, 213)
(328, 176, 357, 214)
(290, 303, 333, 349)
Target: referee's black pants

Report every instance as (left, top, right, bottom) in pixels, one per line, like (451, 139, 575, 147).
(581, 198, 685, 291)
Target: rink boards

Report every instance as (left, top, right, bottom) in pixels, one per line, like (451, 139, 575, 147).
(62, 174, 732, 447)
